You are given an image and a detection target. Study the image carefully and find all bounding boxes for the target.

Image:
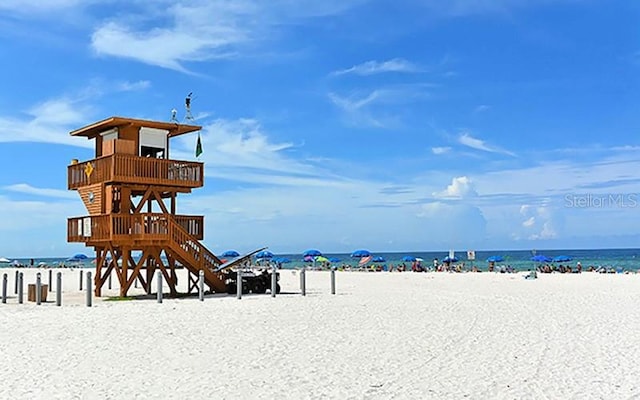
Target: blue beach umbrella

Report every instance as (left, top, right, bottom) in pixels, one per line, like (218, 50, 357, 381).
(402, 256, 416, 262)
(552, 255, 572, 262)
(72, 253, 88, 260)
(221, 250, 240, 258)
(351, 249, 371, 258)
(531, 255, 552, 263)
(273, 257, 291, 264)
(255, 250, 274, 259)
(486, 255, 504, 263)
(372, 256, 386, 263)
(443, 255, 458, 263)
(302, 249, 322, 257)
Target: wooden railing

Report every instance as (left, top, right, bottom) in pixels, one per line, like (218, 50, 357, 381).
(68, 213, 204, 242)
(68, 154, 203, 189)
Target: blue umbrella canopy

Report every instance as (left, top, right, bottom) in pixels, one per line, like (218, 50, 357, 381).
(552, 255, 572, 262)
(443, 256, 458, 263)
(351, 249, 371, 258)
(486, 255, 504, 263)
(221, 250, 240, 258)
(73, 253, 88, 260)
(372, 256, 386, 263)
(531, 255, 552, 263)
(302, 249, 322, 257)
(255, 250, 274, 259)
(402, 255, 416, 262)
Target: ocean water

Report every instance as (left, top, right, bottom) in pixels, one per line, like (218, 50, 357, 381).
(2, 248, 640, 271)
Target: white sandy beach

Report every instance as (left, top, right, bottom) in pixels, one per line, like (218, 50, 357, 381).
(1, 268, 640, 399)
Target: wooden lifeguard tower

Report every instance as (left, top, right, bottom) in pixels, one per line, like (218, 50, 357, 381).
(67, 116, 227, 297)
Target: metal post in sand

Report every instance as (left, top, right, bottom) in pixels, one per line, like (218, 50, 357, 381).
(48, 269, 52, 292)
(236, 270, 242, 300)
(14, 270, 18, 294)
(56, 272, 62, 307)
(301, 267, 306, 296)
(198, 270, 204, 301)
(271, 266, 277, 298)
(157, 271, 162, 304)
(86, 271, 92, 307)
(79, 269, 83, 291)
(18, 273, 23, 304)
(2, 273, 7, 304)
(36, 272, 42, 305)
(331, 269, 336, 295)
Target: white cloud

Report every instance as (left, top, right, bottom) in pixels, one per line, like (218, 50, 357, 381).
(332, 58, 421, 76)
(473, 105, 491, 114)
(90, 1, 366, 72)
(433, 176, 478, 199)
(458, 132, 515, 156)
(4, 184, 76, 199)
(328, 86, 429, 128)
(432, 146, 451, 155)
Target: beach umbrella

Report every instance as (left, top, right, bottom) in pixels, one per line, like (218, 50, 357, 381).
(273, 257, 291, 264)
(552, 255, 572, 262)
(531, 255, 552, 263)
(302, 249, 322, 257)
(315, 256, 330, 263)
(351, 249, 371, 258)
(221, 250, 240, 258)
(402, 256, 416, 262)
(486, 255, 504, 263)
(10, 260, 20, 266)
(443, 256, 458, 263)
(303, 256, 314, 262)
(0, 257, 10, 263)
(359, 255, 372, 265)
(372, 256, 386, 263)
(328, 257, 341, 263)
(255, 250, 274, 259)
(72, 253, 88, 260)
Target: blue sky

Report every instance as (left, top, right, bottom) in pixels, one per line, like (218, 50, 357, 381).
(0, 0, 639, 258)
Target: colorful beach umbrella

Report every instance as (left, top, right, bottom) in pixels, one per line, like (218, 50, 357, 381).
(315, 256, 330, 263)
(359, 255, 372, 265)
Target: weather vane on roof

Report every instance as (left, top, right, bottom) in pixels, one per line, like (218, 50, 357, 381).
(185, 92, 194, 121)
(170, 108, 178, 123)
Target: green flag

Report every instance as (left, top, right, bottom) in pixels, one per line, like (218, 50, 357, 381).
(195, 133, 203, 157)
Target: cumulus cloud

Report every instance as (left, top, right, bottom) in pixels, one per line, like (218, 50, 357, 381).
(518, 204, 558, 240)
(332, 58, 421, 76)
(433, 176, 478, 199)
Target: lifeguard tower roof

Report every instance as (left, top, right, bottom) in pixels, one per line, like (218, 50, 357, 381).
(70, 116, 201, 139)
